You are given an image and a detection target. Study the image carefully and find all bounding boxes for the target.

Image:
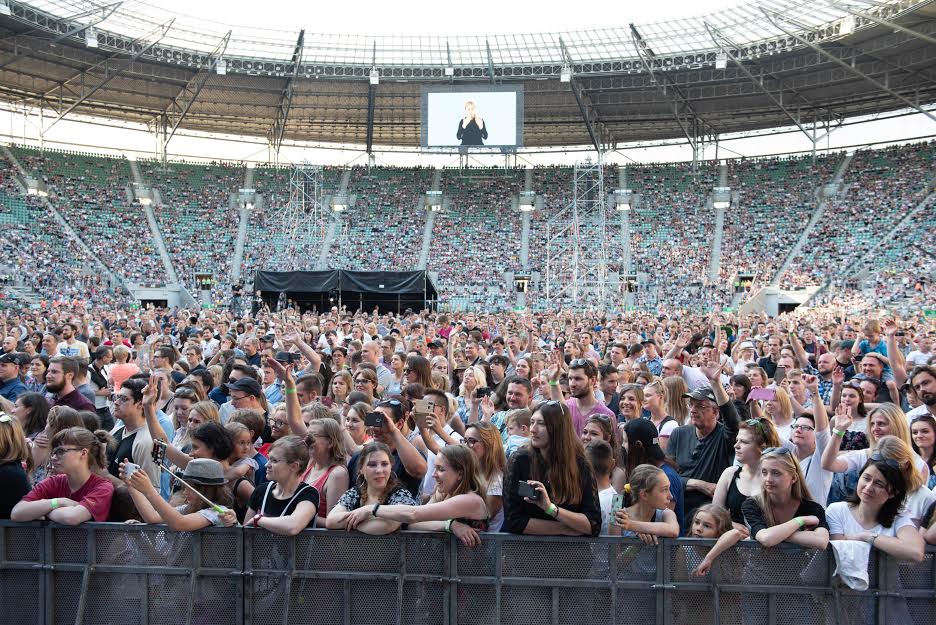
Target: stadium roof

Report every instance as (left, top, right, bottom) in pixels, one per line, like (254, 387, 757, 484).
(0, 0, 934, 150)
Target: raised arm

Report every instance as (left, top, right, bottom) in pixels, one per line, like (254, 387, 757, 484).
(821, 405, 853, 473)
(268, 357, 306, 438)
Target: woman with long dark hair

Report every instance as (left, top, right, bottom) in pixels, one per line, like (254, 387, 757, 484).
(502, 400, 600, 536)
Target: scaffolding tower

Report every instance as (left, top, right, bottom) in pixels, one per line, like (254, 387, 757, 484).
(268, 164, 327, 269)
(545, 159, 608, 308)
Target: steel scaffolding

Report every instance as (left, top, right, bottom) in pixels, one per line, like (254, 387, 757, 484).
(268, 164, 326, 269)
(545, 158, 608, 308)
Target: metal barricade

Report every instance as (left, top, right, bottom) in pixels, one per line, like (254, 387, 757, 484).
(1, 522, 934, 625)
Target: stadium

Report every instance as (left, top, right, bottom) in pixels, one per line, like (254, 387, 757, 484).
(0, 0, 933, 624)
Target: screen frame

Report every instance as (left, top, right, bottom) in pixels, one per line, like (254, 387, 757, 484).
(420, 84, 524, 152)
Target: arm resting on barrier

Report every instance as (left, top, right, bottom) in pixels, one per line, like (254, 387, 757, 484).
(374, 493, 487, 526)
(247, 501, 317, 536)
(692, 528, 746, 576)
(325, 504, 402, 534)
(833, 526, 925, 563)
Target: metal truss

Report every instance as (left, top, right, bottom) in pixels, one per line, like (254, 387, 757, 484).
(545, 159, 608, 308)
(268, 164, 326, 270)
(158, 30, 230, 163)
(268, 29, 304, 158)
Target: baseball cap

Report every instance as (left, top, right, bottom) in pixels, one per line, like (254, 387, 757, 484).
(262, 332, 276, 343)
(224, 377, 263, 397)
(683, 386, 718, 403)
(0, 352, 19, 365)
(181, 458, 226, 486)
(622, 419, 666, 462)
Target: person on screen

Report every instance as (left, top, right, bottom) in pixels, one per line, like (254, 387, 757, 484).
(457, 101, 488, 146)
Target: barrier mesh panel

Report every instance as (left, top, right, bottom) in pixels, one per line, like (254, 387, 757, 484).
(52, 526, 87, 564)
(455, 584, 496, 625)
(898, 552, 935, 589)
(3, 525, 41, 562)
(50, 571, 84, 625)
(501, 585, 551, 625)
(560, 587, 612, 625)
(404, 533, 447, 576)
(402, 581, 445, 625)
(0, 568, 42, 625)
(615, 587, 655, 625)
(668, 590, 716, 625)
(501, 539, 598, 579)
(350, 579, 397, 625)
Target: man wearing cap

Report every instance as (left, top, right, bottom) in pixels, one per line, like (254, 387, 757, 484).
(225, 377, 266, 420)
(0, 352, 27, 402)
(666, 361, 740, 520)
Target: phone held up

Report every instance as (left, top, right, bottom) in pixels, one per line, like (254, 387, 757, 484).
(517, 481, 540, 501)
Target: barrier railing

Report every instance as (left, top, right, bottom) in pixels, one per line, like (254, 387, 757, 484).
(1, 522, 934, 625)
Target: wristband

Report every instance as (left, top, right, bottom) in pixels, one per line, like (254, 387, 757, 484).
(832, 429, 846, 438)
(253, 513, 263, 527)
(444, 519, 453, 533)
(372, 504, 380, 518)
(547, 503, 559, 518)
(794, 517, 805, 528)
(50, 498, 59, 510)
(548, 381, 559, 387)
(284, 387, 297, 395)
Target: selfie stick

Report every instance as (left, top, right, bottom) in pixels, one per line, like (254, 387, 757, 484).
(152, 440, 227, 514)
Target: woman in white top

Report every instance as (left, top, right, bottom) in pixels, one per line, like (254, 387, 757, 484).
(643, 380, 677, 451)
(827, 456, 924, 562)
(463, 422, 505, 531)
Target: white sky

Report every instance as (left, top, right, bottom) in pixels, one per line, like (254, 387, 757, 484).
(123, 0, 740, 36)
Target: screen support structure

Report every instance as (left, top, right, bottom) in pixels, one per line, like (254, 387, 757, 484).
(268, 164, 326, 269)
(545, 157, 608, 309)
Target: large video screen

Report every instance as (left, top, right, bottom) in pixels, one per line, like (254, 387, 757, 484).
(421, 85, 523, 149)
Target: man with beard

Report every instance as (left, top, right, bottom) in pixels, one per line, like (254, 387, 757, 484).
(45, 356, 95, 411)
(907, 365, 936, 421)
(546, 353, 614, 435)
(54, 323, 90, 360)
(478, 376, 532, 443)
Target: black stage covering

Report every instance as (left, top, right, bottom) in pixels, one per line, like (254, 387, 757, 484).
(254, 270, 437, 313)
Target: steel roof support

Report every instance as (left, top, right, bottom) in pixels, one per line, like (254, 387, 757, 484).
(559, 37, 612, 154)
(485, 39, 496, 84)
(41, 18, 173, 135)
(158, 29, 230, 163)
(827, 0, 936, 47)
(763, 8, 936, 125)
(268, 29, 305, 158)
(0, 2, 121, 70)
(365, 41, 376, 155)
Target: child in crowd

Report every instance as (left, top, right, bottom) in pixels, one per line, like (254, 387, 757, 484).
(225, 421, 258, 484)
(503, 408, 531, 458)
(585, 439, 617, 535)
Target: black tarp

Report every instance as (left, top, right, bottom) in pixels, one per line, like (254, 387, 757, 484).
(253, 270, 437, 313)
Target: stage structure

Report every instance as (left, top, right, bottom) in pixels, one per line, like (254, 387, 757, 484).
(268, 164, 327, 269)
(254, 270, 438, 313)
(545, 158, 608, 308)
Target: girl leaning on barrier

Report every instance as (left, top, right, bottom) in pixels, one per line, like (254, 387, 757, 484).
(0, 412, 31, 519)
(326, 441, 419, 535)
(341, 444, 489, 546)
(122, 458, 237, 530)
(609, 464, 679, 544)
(300, 418, 350, 520)
(826, 455, 925, 562)
(245, 436, 319, 535)
(741, 447, 830, 549)
(11, 426, 114, 525)
(463, 421, 505, 532)
(501, 400, 601, 536)
(713, 417, 780, 533)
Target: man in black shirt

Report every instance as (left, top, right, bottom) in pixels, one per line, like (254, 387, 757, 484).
(757, 335, 782, 380)
(666, 361, 740, 520)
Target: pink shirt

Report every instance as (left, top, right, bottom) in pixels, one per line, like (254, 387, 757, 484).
(565, 397, 616, 435)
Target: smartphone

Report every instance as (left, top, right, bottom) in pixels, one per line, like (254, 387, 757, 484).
(476, 387, 492, 398)
(748, 387, 776, 402)
(412, 399, 434, 429)
(151, 440, 167, 465)
(517, 481, 540, 501)
(774, 366, 787, 384)
(610, 492, 626, 526)
(364, 412, 385, 428)
(124, 462, 140, 478)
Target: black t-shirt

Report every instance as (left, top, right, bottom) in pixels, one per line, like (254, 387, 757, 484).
(0, 461, 30, 519)
(108, 428, 137, 478)
(742, 497, 828, 538)
(248, 482, 319, 527)
(347, 447, 424, 498)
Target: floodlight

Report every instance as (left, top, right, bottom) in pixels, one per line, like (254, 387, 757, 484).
(0, 1, 11, 16)
(444, 66, 454, 77)
(715, 52, 727, 70)
(332, 203, 347, 212)
(139, 197, 152, 206)
(840, 15, 855, 36)
(560, 65, 572, 83)
(216, 58, 227, 75)
(369, 68, 379, 85)
(85, 27, 98, 48)
(614, 189, 633, 211)
(713, 200, 730, 209)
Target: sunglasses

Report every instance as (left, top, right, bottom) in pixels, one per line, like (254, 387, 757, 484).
(761, 446, 793, 457)
(869, 453, 901, 470)
(569, 359, 590, 367)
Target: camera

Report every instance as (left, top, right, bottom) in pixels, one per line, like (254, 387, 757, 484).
(275, 350, 299, 364)
(364, 412, 385, 428)
(476, 387, 492, 398)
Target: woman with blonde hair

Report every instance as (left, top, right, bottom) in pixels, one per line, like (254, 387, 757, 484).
(873, 435, 933, 526)
(455, 365, 487, 424)
(764, 387, 795, 441)
(464, 421, 506, 530)
(300, 418, 350, 519)
(643, 380, 677, 450)
(0, 413, 31, 518)
(742, 447, 829, 549)
(661, 376, 689, 426)
(171, 400, 220, 452)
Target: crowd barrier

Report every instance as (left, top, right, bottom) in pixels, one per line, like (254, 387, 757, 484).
(1, 521, 934, 625)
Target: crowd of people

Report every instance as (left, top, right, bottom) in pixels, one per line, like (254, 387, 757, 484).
(0, 302, 933, 588)
(0, 143, 932, 316)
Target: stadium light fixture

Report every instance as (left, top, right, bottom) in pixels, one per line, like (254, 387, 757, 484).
(713, 200, 730, 209)
(216, 58, 227, 75)
(840, 15, 855, 36)
(138, 197, 152, 206)
(444, 66, 454, 77)
(614, 189, 633, 211)
(369, 68, 379, 85)
(715, 52, 727, 70)
(0, 1, 11, 16)
(85, 27, 98, 49)
(560, 64, 572, 83)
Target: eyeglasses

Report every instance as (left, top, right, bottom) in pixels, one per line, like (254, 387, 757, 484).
(463, 437, 480, 447)
(761, 447, 793, 457)
(869, 453, 901, 470)
(270, 419, 288, 429)
(51, 446, 83, 459)
(790, 424, 815, 432)
(110, 394, 132, 404)
(353, 378, 373, 385)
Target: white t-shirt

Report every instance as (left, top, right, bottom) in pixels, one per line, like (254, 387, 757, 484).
(906, 404, 935, 424)
(782, 429, 833, 507)
(487, 471, 504, 532)
(903, 486, 936, 525)
(840, 448, 929, 478)
(906, 350, 933, 367)
(826, 501, 914, 537)
(598, 486, 616, 536)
